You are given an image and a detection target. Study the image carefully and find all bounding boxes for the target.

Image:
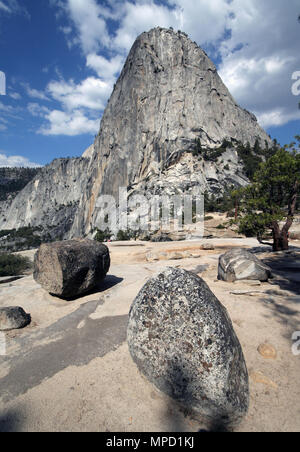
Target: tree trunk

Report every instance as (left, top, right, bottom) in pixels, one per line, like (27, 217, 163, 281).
(272, 221, 290, 251)
(272, 180, 299, 251)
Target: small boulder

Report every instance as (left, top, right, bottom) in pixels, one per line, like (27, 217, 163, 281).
(218, 248, 271, 282)
(0, 307, 31, 331)
(34, 239, 110, 299)
(151, 233, 173, 242)
(202, 242, 215, 251)
(127, 267, 249, 427)
(258, 344, 277, 360)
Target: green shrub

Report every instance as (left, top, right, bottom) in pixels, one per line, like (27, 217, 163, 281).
(0, 253, 32, 276)
(216, 224, 226, 230)
(94, 228, 111, 242)
(204, 216, 214, 221)
(116, 230, 133, 241)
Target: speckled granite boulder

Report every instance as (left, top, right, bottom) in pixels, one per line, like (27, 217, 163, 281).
(218, 248, 272, 282)
(0, 307, 31, 331)
(34, 239, 110, 299)
(127, 267, 249, 427)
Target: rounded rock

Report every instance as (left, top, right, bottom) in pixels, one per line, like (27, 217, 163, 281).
(34, 239, 110, 299)
(0, 307, 31, 331)
(258, 344, 277, 360)
(127, 267, 249, 427)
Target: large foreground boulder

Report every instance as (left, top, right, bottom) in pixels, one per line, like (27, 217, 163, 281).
(34, 239, 110, 299)
(127, 267, 249, 427)
(0, 307, 31, 331)
(218, 248, 272, 282)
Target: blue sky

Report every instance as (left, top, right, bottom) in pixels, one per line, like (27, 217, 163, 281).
(0, 0, 299, 167)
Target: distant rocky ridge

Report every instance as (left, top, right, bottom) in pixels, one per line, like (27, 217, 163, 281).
(0, 158, 90, 241)
(0, 27, 272, 241)
(0, 167, 40, 202)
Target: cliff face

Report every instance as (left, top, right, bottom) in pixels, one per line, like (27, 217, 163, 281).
(71, 27, 271, 236)
(0, 157, 90, 239)
(0, 27, 272, 238)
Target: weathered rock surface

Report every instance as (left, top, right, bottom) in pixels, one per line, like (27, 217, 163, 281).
(218, 248, 272, 282)
(0, 157, 91, 240)
(73, 27, 271, 238)
(34, 239, 110, 299)
(258, 344, 277, 360)
(0, 306, 31, 331)
(0, 28, 272, 239)
(127, 267, 249, 427)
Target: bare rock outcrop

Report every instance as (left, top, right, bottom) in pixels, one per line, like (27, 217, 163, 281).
(72, 27, 271, 237)
(218, 248, 272, 282)
(34, 239, 110, 299)
(0, 28, 272, 239)
(127, 267, 249, 427)
(0, 307, 31, 331)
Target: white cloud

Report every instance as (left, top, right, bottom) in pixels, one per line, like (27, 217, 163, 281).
(112, 1, 178, 53)
(86, 54, 125, 80)
(0, 0, 29, 17)
(47, 76, 112, 111)
(65, 0, 110, 54)
(0, 152, 41, 168)
(219, 0, 300, 127)
(9, 91, 21, 100)
(27, 102, 50, 117)
(0, 1, 10, 13)
(39, 109, 99, 136)
(22, 83, 49, 101)
(168, 0, 230, 45)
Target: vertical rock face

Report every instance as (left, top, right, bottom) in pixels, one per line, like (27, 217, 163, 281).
(0, 157, 90, 239)
(0, 28, 271, 238)
(71, 27, 271, 237)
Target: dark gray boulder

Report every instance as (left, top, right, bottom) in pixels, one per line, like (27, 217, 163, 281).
(218, 248, 272, 282)
(127, 267, 249, 427)
(34, 239, 110, 299)
(0, 307, 31, 331)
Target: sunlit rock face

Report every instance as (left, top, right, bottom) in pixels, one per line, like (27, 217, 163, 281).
(71, 27, 271, 237)
(0, 28, 271, 239)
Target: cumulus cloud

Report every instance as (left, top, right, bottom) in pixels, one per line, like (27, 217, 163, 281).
(112, 1, 178, 53)
(39, 109, 99, 136)
(0, 152, 41, 168)
(219, 0, 300, 127)
(86, 54, 125, 81)
(27, 102, 50, 117)
(64, 0, 110, 54)
(47, 76, 112, 111)
(21, 83, 50, 101)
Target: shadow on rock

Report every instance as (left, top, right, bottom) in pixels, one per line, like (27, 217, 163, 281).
(0, 409, 24, 432)
(162, 360, 232, 433)
(0, 299, 128, 403)
(53, 275, 124, 301)
(261, 251, 300, 296)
